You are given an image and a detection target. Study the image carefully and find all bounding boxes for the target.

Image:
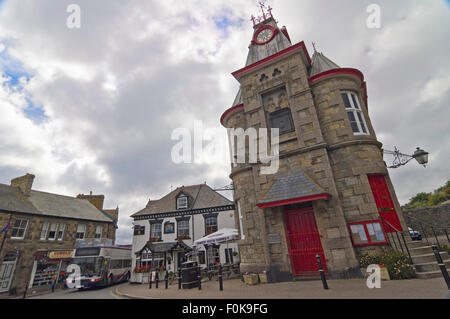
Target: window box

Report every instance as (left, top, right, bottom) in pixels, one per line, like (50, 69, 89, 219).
(176, 235, 191, 241)
(348, 220, 388, 246)
(149, 237, 162, 242)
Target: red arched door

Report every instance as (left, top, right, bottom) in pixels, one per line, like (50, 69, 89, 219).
(368, 174, 402, 232)
(284, 204, 327, 276)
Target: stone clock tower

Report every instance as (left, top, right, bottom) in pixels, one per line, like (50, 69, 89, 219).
(220, 11, 408, 281)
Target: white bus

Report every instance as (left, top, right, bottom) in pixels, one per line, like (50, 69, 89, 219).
(67, 241, 132, 289)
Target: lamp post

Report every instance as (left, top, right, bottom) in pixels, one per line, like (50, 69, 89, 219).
(383, 147, 429, 169)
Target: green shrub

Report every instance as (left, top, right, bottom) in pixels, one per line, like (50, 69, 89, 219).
(359, 248, 415, 280)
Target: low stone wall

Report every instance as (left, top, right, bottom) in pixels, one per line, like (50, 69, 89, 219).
(403, 203, 450, 234)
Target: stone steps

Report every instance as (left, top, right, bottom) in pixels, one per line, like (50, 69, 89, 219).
(411, 252, 448, 264)
(415, 269, 450, 279)
(405, 240, 426, 248)
(403, 239, 450, 279)
(409, 245, 435, 256)
(413, 259, 450, 273)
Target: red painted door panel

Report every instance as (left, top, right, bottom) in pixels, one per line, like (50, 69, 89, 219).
(367, 174, 402, 232)
(284, 205, 327, 276)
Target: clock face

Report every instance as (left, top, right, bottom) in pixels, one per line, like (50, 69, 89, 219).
(256, 28, 273, 44)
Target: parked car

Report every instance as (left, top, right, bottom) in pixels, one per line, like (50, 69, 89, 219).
(408, 227, 422, 241)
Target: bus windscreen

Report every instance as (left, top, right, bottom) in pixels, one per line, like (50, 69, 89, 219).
(72, 257, 104, 276)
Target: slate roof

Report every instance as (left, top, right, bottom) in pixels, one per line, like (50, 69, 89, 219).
(131, 184, 233, 218)
(258, 169, 329, 207)
(309, 51, 340, 77)
(0, 183, 113, 222)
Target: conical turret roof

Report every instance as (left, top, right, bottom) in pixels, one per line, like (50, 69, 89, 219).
(310, 51, 340, 77)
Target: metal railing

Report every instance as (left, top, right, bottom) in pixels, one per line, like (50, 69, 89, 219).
(379, 217, 412, 262)
(405, 215, 450, 247)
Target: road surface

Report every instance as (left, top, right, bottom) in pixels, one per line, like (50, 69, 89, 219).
(28, 283, 128, 299)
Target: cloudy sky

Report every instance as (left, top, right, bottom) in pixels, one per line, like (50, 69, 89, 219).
(0, 0, 449, 244)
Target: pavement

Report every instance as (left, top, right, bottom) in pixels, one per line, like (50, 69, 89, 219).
(115, 277, 449, 299)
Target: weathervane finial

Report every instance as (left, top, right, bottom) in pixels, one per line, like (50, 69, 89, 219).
(312, 41, 318, 52)
(251, 1, 273, 26)
(258, 1, 267, 20)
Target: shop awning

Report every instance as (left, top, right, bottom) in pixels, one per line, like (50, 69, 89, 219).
(257, 168, 331, 209)
(193, 228, 239, 246)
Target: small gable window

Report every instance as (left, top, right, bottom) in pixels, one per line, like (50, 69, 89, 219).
(176, 195, 188, 210)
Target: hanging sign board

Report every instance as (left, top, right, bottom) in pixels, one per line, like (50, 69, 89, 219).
(48, 250, 74, 259)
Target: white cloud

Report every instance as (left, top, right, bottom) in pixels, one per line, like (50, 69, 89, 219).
(0, 0, 449, 244)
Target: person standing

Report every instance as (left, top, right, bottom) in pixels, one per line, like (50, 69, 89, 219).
(51, 273, 57, 293)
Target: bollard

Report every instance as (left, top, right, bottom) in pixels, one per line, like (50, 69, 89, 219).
(165, 272, 168, 289)
(149, 271, 152, 289)
(178, 270, 182, 290)
(218, 264, 223, 291)
(198, 266, 202, 290)
(316, 254, 329, 290)
(155, 271, 159, 289)
(431, 245, 450, 290)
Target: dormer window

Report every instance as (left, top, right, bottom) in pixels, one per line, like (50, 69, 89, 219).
(176, 195, 188, 210)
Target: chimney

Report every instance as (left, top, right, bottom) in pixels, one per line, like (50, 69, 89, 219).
(76, 193, 105, 210)
(104, 206, 119, 222)
(11, 173, 35, 196)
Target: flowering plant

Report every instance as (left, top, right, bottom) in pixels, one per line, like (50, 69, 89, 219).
(133, 265, 151, 273)
(359, 248, 415, 280)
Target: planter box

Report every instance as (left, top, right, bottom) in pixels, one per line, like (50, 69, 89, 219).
(380, 267, 390, 281)
(258, 273, 268, 284)
(142, 274, 150, 284)
(243, 274, 259, 285)
(131, 273, 143, 283)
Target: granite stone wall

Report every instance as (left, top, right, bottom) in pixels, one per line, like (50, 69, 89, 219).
(403, 203, 450, 233)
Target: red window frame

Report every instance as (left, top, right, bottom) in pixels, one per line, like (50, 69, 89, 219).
(348, 220, 388, 247)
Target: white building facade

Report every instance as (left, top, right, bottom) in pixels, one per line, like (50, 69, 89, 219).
(131, 184, 239, 274)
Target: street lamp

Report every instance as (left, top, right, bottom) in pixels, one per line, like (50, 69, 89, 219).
(383, 146, 429, 169)
(412, 147, 429, 166)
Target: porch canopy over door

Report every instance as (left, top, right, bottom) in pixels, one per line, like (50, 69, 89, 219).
(256, 168, 331, 209)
